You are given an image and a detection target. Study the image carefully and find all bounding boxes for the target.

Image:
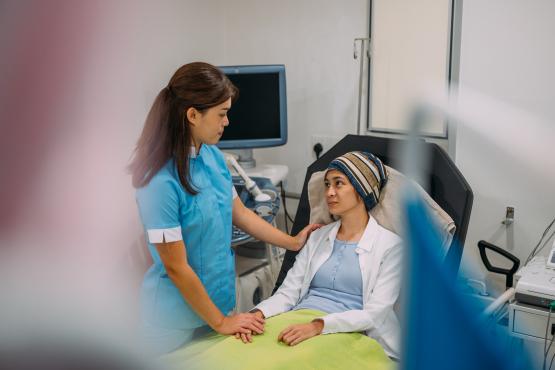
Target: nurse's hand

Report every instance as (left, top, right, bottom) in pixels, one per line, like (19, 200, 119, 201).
(233, 309, 266, 343)
(292, 223, 323, 251)
(215, 313, 265, 336)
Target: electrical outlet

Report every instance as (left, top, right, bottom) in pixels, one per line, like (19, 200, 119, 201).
(310, 135, 341, 159)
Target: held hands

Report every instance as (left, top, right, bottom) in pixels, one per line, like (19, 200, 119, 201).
(215, 312, 265, 338)
(292, 223, 323, 251)
(232, 312, 324, 346)
(278, 320, 324, 346)
(234, 310, 265, 343)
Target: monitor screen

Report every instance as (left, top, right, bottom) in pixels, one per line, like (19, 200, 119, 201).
(217, 65, 287, 149)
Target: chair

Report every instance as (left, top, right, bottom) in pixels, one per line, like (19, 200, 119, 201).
(274, 134, 473, 292)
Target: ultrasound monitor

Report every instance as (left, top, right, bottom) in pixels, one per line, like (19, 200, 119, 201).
(217, 65, 287, 168)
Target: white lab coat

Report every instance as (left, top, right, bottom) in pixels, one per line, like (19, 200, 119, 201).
(254, 215, 403, 359)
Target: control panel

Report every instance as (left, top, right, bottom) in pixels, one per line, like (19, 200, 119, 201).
(231, 176, 281, 246)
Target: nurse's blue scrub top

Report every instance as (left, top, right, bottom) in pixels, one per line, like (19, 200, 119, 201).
(135, 145, 236, 330)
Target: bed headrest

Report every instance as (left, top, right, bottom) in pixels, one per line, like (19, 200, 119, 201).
(308, 165, 456, 256)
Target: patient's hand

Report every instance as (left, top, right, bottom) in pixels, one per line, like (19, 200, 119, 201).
(252, 310, 265, 320)
(293, 223, 323, 251)
(235, 331, 253, 344)
(278, 320, 324, 346)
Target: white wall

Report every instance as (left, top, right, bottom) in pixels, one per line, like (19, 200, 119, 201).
(456, 0, 555, 286)
(218, 0, 368, 193)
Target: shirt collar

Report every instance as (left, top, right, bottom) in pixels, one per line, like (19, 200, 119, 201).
(190, 145, 205, 159)
(328, 213, 377, 253)
(357, 215, 378, 252)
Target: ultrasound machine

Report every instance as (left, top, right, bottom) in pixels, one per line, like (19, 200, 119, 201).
(217, 64, 289, 311)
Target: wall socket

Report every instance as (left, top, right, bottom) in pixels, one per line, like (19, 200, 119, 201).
(310, 135, 341, 159)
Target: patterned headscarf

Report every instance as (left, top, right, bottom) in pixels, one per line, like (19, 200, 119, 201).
(326, 151, 388, 211)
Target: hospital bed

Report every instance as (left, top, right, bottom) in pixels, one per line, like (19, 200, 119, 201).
(274, 134, 474, 292)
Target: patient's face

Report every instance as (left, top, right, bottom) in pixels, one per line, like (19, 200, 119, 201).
(324, 170, 364, 216)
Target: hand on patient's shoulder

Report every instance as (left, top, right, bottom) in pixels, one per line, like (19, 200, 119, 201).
(292, 223, 324, 251)
(277, 320, 323, 346)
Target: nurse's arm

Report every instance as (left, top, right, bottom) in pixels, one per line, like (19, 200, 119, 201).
(232, 197, 322, 251)
(155, 240, 265, 336)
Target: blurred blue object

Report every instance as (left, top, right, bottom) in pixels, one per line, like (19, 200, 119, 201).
(401, 192, 531, 370)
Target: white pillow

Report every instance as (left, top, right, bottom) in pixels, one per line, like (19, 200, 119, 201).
(308, 165, 456, 256)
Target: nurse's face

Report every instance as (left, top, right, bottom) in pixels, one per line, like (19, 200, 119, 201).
(324, 170, 365, 217)
(188, 98, 231, 147)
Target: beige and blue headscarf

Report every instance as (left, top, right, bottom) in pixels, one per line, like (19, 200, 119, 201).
(327, 151, 388, 211)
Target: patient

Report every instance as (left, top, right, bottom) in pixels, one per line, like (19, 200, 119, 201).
(165, 152, 402, 369)
(247, 151, 402, 359)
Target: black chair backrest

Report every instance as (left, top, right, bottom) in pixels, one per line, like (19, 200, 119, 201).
(274, 134, 473, 292)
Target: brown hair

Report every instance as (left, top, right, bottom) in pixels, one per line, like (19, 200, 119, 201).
(128, 62, 237, 193)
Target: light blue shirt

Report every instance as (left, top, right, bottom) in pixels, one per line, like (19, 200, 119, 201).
(294, 239, 363, 314)
(136, 145, 235, 330)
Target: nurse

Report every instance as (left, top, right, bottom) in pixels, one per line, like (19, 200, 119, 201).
(128, 62, 320, 354)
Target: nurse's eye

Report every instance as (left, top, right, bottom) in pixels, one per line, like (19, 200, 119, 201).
(324, 181, 330, 188)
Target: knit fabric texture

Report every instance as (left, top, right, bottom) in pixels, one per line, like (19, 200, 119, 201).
(327, 151, 388, 211)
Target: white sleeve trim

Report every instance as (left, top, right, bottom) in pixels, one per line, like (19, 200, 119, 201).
(232, 185, 238, 199)
(147, 226, 182, 243)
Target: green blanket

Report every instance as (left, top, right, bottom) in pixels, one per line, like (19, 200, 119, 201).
(164, 309, 393, 370)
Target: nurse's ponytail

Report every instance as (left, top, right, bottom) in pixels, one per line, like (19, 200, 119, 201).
(128, 62, 237, 193)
